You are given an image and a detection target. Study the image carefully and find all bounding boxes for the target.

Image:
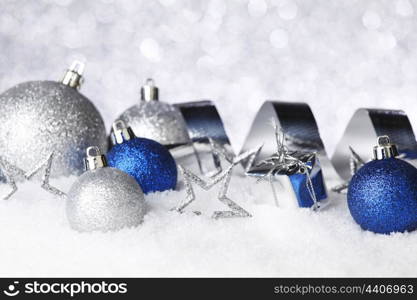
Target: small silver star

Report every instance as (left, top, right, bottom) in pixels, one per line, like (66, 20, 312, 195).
(0, 152, 66, 200)
(173, 146, 262, 219)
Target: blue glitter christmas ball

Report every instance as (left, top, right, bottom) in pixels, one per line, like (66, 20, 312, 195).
(347, 158, 417, 234)
(107, 137, 177, 194)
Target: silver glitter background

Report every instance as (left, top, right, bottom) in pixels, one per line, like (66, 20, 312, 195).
(0, 81, 107, 177)
(66, 167, 146, 232)
(117, 101, 190, 146)
(1, 0, 417, 277)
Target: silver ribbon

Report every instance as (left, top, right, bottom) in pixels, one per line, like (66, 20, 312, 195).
(239, 101, 335, 208)
(331, 108, 417, 180)
(173, 100, 232, 175)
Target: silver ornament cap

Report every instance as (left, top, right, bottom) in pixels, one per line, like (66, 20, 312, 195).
(110, 120, 135, 145)
(61, 60, 85, 89)
(67, 147, 146, 232)
(141, 78, 159, 101)
(115, 78, 190, 146)
(373, 135, 399, 160)
(84, 146, 107, 170)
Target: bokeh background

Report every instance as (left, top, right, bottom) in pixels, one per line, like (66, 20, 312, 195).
(1, 0, 417, 277)
(2, 0, 417, 155)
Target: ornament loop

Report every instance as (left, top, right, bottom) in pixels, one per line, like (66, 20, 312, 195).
(140, 78, 159, 102)
(84, 146, 107, 171)
(110, 120, 135, 145)
(373, 135, 399, 160)
(61, 60, 85, 89)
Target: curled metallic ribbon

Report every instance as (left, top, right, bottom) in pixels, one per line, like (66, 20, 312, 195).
(239, 101, 333, 208)
(173, 100, 232, 175)
(174, 101, 417, 206)
(331, 108, 417, 181)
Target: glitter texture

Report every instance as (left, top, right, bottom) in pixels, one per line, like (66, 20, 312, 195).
(107, 137, 177, 194)
(0, 81, 107, 178)
(66, 167, 146, 232)
(347, 158, 417, 234)
(117, 101, 190, 146)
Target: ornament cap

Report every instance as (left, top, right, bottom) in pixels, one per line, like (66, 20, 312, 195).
(61, 60, 85, 89)
(373, 135, 399, 160)
(84, 146, 107, 170)
(111, 120, 135, 145)
(140, 78, 159, 102)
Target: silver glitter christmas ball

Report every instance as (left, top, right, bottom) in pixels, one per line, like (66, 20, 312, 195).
(66, 147, 146, 232)
(116, 79, 190, 146)
(0, 63, 107, 177)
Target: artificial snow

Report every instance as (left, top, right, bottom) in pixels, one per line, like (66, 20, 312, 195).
(1, 0, 417, 277)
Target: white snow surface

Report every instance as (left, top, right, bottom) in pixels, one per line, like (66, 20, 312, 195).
(1, 0, 417, 277)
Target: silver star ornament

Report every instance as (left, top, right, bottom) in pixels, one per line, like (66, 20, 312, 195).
(0, 152, 65, 200)
(173, 144, 262, 219)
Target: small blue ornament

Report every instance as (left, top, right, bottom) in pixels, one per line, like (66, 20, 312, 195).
(107, 120, 177, 194)
(347, 136, 417, 234)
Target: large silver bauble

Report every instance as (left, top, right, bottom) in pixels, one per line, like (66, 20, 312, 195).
(0, 81, 107, 177)
(117, 101, 190, 146)
(66, 167, 146, 232)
